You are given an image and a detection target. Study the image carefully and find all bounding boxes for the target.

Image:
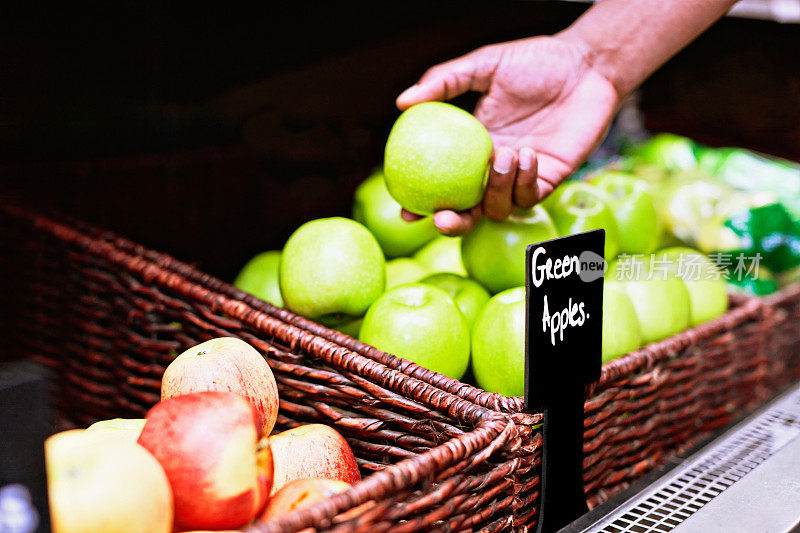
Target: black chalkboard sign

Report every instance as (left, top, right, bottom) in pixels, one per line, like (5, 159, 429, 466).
(525, 229, 605, 533)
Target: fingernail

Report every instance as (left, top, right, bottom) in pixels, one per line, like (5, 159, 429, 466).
(397, 84, 419, 102)
(519, 148, 534, 171)
(493, 149, 513, 174)
(432, 211, 455, 234)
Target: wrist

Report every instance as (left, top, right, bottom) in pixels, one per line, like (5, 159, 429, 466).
(555, 25, 630, 101)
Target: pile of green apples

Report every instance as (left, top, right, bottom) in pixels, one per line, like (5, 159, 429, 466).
(611, 133, 800, 294)
(235, 105, 729, 398)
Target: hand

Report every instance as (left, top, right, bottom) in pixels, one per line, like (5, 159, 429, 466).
(397, 34, 621, 235)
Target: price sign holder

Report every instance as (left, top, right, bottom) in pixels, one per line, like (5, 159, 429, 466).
(524, 230, 605, 533)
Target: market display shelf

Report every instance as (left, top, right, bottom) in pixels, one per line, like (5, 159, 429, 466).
(565, 380, 800, 532)
(4, 127, 799, 530)
(13, 196, 782, 528)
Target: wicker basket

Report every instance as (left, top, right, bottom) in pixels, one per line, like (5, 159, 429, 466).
(39, 203, 780, 517)
(765, 283, 800, 386)
(283, 296, 775, 509)
(0, 202, 534, 533)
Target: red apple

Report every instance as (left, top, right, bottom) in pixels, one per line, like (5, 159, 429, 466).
(259, 478, 351, 521)
(161, 337, 279, 438)
(46, 429, 173, 533)
(269, 424, 360, 496)
(259, 478, 374, 531)
(138, 392, 272, 531)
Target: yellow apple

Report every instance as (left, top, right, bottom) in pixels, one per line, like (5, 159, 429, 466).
(85, 418, 146, 442)
(46, 429, 172, 533)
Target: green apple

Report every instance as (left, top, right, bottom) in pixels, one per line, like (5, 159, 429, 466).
(602, 282, 642, 362)
(333, 316, 363, 338)
(544, 182, 620, 260)
(614, 268, 691, 344)
(653, 247, 728, 326)
(359, 284, 470, 379)
(386, 257, 429, 289)
(692, 189, 774, 255)
(605, 255, 649, 283)
(630, 163, 671, 185)
(233, 250, 283, 307)
(280, 217, 385, 323)
(653, 175, 735, 245)
(591, 172, 661, 254)
(629, 133, 698, 172)
(461, 206, 559, 294)
(353, 169, 437, 257)
(420, 273, 490, 328)
(384, 102, 492, 215)
(413, 235, 467, 276)
(471, 287, 526, 397)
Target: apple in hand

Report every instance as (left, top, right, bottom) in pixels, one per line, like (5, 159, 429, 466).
(269, 424, 360, 496)
(412, 235, 467, 276)
(161, 337, 279, 437)
(544, 182, 620, 260)
(280, 217, 385, 324)
(353, 169, 437, 257)
(85, 418, 146, 442)
(138, 392, 272, 531)
(654, 247, 728, 326)
(471, 287, 526, 397)
(384, 101, 492, 215)
(420, 273, 490, 328)
(46, 429, 172, 533)
(591, 172, 661, 254)
(359, 284, 470, 379)
(234, 250, 283, 307)
(602, 282, 643, 362)
(386, 257, 430, 289)
(461, 206, 559, 293)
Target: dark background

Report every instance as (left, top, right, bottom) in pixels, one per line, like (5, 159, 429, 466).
(1, 1, 798, 281)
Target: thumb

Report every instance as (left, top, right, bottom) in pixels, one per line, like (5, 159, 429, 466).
(396, 46, 498, 110)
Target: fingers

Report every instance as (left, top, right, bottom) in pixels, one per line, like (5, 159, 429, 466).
(534, 156, 573, 202)
(514, 147, 539, 208)
(482, 145, 540, 220)
(432, 205, 482, 237)
(399, 145, 541, 235)
(403, 206, 479, 236)
(396, 47, 497, 110)
(401, 209, 424, 222)
(482, 147, 517, 222)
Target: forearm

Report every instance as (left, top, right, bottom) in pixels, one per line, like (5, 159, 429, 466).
(560, 0, 737, 98)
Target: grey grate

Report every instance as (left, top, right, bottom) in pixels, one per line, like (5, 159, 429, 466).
(584, 387, 800, 533)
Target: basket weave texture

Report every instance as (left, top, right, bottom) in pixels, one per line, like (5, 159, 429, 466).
(0, 200, 785, 530)
(765, 284, 800, 386)
(0, 203, 534, 533)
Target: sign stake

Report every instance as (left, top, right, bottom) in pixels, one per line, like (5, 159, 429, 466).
(525, 230, 605, 533)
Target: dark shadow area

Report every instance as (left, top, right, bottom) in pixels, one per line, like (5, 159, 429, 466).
(0, 1, 797, 280)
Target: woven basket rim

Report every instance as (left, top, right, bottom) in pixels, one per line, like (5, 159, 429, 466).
(764, 281, 800, 307)
(1, 201, 511, 428)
